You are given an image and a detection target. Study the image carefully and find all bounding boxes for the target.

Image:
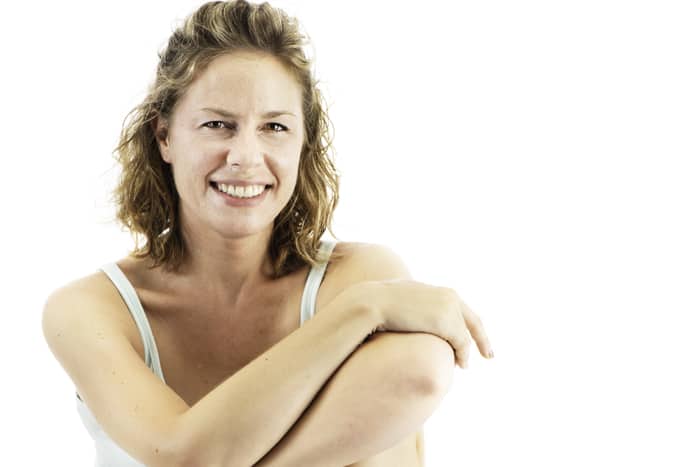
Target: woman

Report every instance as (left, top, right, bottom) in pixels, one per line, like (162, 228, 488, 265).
(42, 1, 494, 466)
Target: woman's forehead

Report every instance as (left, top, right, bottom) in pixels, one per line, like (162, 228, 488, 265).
(180, 51, 303, 113)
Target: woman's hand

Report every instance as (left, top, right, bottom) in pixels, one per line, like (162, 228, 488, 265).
(347, 280, 494, 369)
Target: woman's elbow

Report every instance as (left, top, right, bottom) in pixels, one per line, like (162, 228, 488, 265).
(400, 332, 456, 397)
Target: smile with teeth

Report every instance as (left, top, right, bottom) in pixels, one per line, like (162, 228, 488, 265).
(215, 182, 268, 198)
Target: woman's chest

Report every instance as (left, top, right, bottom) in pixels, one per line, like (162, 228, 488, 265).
(126, 274, 309, 407)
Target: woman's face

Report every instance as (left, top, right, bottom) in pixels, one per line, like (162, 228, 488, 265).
(155, 50, 305, 239)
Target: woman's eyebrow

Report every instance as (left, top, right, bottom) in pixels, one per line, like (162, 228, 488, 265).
(200, 107, 297, 118)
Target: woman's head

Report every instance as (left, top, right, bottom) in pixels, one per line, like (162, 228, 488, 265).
(112, 0, 340, 278)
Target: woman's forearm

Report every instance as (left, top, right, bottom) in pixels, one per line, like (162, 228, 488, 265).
(253, 331, 447, 467)
(174, 294, 381, 467)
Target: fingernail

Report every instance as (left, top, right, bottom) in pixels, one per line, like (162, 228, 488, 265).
(488, 349, 494, 359)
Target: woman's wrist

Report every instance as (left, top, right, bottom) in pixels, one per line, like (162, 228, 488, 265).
(337, 281, 385, 338)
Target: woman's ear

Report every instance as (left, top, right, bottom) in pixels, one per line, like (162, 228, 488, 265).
(152, 116, 171, 163)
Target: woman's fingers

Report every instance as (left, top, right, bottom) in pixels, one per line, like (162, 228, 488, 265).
(460, 332, 471, 368)
(460, 300, 494, 359)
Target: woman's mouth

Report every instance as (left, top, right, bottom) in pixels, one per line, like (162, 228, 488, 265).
(210, 181, 272, 205)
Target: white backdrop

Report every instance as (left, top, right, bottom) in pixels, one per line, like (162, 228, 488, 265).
(2, 0, 699, 465)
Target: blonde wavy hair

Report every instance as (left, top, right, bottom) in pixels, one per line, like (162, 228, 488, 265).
(111, 0, 343, 278)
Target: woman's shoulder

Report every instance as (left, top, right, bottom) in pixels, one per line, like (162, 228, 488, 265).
(312, 240, 414, 316)
(42, 265, 135, 337)
(45, 268, 119, 306)
(319, 240, 414, 306)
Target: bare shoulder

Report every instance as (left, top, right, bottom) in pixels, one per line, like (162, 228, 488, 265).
(327, 240, 413, 284)
(43, 272, 111, 322)
(42, 270, 134, 339)
(316, 241, 413, 312)
(41, 270, 188, 465)
(42, 266, 156, 377)
(42, 272, 113, 381)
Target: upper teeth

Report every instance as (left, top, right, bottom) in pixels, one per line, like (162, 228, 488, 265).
(216, 183, 266, 198)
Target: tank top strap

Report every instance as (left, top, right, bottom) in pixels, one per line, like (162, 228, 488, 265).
(300, 239, 337, 325)
(98, 263, 166, 383)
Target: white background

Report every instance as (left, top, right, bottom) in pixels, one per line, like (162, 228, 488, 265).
(2, 0, 699, 465)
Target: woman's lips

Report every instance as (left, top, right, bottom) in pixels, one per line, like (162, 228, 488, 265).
(211, 183, 271, 207)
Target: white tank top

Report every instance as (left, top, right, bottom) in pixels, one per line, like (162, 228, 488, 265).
(75, 240, 337, 466)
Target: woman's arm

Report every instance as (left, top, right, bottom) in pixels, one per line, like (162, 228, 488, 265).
(253, 330, 453, 467)
(176, 292, 384, 466)
(43, 277, 381, 467)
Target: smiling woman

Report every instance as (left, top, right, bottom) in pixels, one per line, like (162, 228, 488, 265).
(41, 1, 493, 466)
(151, 50, 306, 243)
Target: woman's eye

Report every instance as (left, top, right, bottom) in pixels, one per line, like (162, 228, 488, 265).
(266, 122, 288, 132)
(203, 121, 230, 129)
(202, 121, 286, 132)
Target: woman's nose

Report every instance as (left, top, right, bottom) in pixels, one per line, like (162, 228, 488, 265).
(225, 128, 264, 168)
